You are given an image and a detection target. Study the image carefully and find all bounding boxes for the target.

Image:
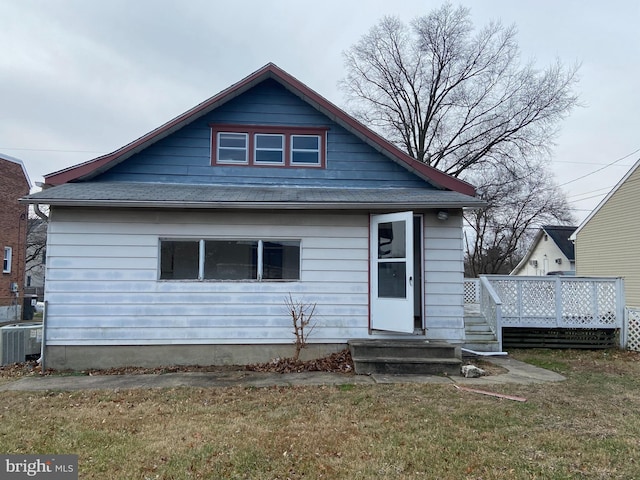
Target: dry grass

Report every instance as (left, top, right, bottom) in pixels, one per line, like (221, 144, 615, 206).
(1, 349, 640, 479)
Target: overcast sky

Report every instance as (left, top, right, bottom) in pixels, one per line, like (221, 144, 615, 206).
(1, 0, 638, 224)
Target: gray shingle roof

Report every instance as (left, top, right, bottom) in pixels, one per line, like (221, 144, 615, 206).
(543, 225, 577, 261)
(23, 182, 485, 210)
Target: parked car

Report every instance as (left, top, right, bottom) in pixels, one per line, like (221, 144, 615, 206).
(547, 270, 576, 276)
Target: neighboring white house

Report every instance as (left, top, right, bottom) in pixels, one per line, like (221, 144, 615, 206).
(511, 225, 577, 276)
(23, 64, 484, 370)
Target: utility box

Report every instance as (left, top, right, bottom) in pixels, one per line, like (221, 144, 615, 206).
(22, 295, 37, 320)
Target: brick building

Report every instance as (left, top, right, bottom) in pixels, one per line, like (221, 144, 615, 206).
(0, 154, 31, 322)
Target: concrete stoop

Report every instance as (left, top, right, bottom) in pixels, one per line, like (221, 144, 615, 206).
(347, 339, 462, 376)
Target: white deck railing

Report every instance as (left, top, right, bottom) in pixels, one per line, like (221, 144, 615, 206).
(478, 276, 503, 350)
(465, 276, 626, 349)
(626, 307, 640, 351)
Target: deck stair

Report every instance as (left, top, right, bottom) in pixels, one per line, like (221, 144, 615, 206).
(347, 339, 461, 375)
(463, 303, 500, 352)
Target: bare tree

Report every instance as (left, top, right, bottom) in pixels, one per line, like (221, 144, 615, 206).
(340, 4, 579, 178)
(284, 293, 317, 362)
(341, 4, 579, 274)
(463, 162, 574, 276)
(25, 217, 47, 274)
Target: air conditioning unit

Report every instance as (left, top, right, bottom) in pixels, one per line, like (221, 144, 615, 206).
(529, 260, 538, 267)
(0, 323, 43, 365)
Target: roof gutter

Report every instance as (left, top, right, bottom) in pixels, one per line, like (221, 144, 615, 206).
(19, 198, 486, 210)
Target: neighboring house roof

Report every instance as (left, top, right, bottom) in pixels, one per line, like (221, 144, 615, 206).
(571, 157, 640, 240)
(511, 225, 577, 274)
(40, 63, 476, 197)
(0, 152, 32, 188)
(26, 182, 481, 209)
(542, 225, 577, 261)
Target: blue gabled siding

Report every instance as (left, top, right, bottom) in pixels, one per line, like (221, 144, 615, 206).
(96, 79, 432, 189)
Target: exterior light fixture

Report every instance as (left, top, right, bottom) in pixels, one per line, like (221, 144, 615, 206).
(437, 210, 449, 221)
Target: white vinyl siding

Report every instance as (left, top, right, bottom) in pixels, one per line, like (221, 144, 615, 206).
(45, 208, 369, 345)
(512, 237, 572, 276)
(423, 213, 465, 341)
(576, 165, 640, 306)
(44, 207, 466, 346)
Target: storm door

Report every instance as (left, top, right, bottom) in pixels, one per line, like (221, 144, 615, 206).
(370, 212, 414, 333)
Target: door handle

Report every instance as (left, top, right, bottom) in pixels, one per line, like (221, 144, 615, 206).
(409, 276, 413, 286)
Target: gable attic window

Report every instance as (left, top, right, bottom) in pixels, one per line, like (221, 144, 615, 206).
(255, 134, 284, 165)
(211, 124, 327, 168)
(159, 239, 300, 281)
(291, 135, 320, 165)
(217, 132, 248, 164)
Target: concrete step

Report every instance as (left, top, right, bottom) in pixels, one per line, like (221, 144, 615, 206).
(347, 339, 457, 358)
(348, 339, 461, 376)
(465, 332, 497, 342)
(464, 313, 498, 348)
(465, 324, 494, 333)
(350, 356, 462, 375)
(464, 312, 500, 352)
(464, 315, 488, 325)
(463, 341, 502, 353)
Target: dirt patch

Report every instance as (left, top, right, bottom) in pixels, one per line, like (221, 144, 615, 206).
(245, 348, 354, 373)
(472, 358, 509, 376)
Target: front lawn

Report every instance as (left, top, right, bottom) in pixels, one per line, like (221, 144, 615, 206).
(1, 349, 639, 479)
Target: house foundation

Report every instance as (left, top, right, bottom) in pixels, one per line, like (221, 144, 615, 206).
(44, 343, 347, 371)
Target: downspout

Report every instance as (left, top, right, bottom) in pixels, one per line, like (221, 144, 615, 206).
(33, 203, 49, 373)
(33, 204, 49, 222)
(40, 300, 47, 374)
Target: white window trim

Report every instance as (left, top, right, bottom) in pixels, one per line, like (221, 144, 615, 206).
(159, 238, 301, 282)
(254, 133, 285, 165)
(3, 247, 12, 273)
(217, 132, 249, 165)
(290, 134, 321, 166)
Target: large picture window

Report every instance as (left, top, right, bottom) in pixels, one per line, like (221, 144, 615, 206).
(160, 238, 300, 281)
(211, 124, 326, 168)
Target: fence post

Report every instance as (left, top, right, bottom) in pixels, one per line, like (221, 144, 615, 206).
(618, 278, 626, 348)
(555, 276, 563, 327)
(516, 279, 522, 325)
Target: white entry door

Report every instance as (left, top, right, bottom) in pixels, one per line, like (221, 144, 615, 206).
(370, 211, 414, 333)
